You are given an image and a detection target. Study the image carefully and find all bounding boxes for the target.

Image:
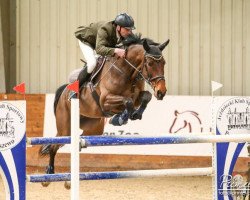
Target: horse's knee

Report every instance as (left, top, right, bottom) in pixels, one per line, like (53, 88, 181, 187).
(123, 97, 134, 112)
(142, 91, 152, 103)
(123, 97, 133, 107)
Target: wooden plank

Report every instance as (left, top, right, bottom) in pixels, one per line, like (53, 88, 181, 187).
(48, 0, 59, 92)
(189, 0, 200, 95)
(16, 0, 20, 86)
(221, 0, 232, 95)
(97, 0, 108, 21)
(137, 0, 148, 36)
(68, 0, 79, 78)
(117, 0, 128, 13)
(106, 0, 117, 21)
(87, 0, 98, 23)
(19, 0, 30, 92)
(179, 0, 190, 95)
(127, 0, 138, 23)
(0, 6, 6, 93)
(25, 146, 250, 175)
(232, 0, 243, 95)
(39, 0, 50, 93)
(0, 94, 45, 137)
(148, 0, 158, 40)
(200, 0, 211, 95)
(168, 0, 179, 94)
(211, 0, 222, 95)
(9, 1, 16, 92)
(58, 0, 68, 85)
(29, 0, 40, 93)
(243, 0, 250, 95)
(158, 0, 169, 92)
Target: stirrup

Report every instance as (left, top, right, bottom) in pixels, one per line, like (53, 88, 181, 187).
(68, 91, 77, 101)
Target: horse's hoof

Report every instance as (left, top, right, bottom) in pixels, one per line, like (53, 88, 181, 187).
(130, 112, 142, 120)
(64, 181, 71, 190)
(41, 182, 50, 187)
(45, 165, 55, 174)
(109, 115, 128, 126)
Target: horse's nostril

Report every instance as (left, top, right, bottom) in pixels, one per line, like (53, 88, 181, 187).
(157, 91, 163, 99)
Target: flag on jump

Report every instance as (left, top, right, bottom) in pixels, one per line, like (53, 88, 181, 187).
(13, 82, 25, 94)
(67, 80, 79, 94)
(211, 81, 223, 92)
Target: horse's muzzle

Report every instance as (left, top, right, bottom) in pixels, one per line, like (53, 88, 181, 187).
(154, 80, 167, 100)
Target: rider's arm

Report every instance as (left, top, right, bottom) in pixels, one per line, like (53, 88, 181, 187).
(95, 27, 116, 56)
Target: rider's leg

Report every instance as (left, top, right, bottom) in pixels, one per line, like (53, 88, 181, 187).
(68, 41, 96, 100)
(78, 40, 96, 75)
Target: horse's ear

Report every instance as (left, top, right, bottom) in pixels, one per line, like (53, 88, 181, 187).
(143, 39, 151, 52)
(158, 39, 170, 51)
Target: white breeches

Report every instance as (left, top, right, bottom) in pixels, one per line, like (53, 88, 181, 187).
(68, 40, 97, 83)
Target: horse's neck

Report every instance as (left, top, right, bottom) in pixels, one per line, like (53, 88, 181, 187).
(126, 45, 144, 80)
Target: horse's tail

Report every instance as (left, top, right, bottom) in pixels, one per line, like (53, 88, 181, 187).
(54, 84, 68, 115)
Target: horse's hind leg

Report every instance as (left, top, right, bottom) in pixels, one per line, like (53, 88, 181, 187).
(39, 144, 60, 187)
(80, 116, 105, 136)
(109, 97, 134, 126)
(130, 91, 152, 120)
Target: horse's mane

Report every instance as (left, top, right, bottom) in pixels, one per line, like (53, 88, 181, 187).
(121, 33, 160, 47)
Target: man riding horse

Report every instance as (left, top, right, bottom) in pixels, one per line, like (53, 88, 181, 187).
(40, 14, 169, 181)
(68, 13, 136, 99)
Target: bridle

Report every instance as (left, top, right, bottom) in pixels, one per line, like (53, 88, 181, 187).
(94, 52, 165, 90)
(124, 52, 165, 90)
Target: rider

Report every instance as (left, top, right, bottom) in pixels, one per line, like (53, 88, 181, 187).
(68, 13, 135, 99)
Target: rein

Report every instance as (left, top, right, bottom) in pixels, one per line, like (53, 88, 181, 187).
(124, 53, 165, 89)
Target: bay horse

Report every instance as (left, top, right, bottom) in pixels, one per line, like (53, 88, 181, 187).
(39, 35, 169, 185)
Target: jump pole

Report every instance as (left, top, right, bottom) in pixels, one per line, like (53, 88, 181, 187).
(70, 99, 80, 200)
(28, 134, 250, 146)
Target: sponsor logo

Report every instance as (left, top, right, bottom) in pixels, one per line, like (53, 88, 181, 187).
(219, 174, 250, 197)
(216, 97, 250, 135)
(0, 102, 25, 151)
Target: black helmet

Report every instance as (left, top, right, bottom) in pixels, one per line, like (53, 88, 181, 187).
(114, 13, 135, 29)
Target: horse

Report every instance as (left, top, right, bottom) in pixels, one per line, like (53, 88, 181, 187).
(169, 110, 203, 133)
(39, 35, 169, 186)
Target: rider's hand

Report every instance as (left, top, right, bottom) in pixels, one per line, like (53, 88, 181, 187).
(114, 48, 126, 58)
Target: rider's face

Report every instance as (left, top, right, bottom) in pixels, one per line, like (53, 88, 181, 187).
(118, 26, 132, 38)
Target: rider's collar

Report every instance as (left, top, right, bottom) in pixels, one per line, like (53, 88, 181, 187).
(116, 29, 122, 43)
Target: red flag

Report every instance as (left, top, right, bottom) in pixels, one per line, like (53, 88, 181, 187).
(13, 82, 25, 94)
(67, 80, 79, 94)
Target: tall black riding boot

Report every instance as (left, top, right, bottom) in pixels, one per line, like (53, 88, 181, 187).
(78, 66, 91, 88)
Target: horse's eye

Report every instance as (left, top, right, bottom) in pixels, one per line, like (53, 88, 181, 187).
(148, 61, 154, 66)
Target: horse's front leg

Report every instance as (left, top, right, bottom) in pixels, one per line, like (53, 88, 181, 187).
(103, 95, 134, 126)
(130, 91, 152, 120)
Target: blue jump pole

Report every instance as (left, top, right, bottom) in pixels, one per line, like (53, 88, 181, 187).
(28, 134, 250, 146)
(27, 167, 213, 183)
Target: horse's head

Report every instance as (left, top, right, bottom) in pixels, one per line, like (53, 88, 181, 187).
(142, 39, 169, 100)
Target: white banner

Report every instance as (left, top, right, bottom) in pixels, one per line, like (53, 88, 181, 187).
(43, 95, 250, 156)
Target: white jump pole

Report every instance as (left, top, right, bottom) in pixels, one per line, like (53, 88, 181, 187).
(70, 99, 80, 200)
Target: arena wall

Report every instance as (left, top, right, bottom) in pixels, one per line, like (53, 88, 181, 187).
(15, 0, 250, 96)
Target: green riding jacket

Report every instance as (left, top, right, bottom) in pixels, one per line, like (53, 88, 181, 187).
(75, 21, 119, 56)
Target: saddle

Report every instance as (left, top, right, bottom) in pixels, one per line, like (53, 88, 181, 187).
(90, 56, 107, 83)
(78, 56, 106, 90)
(78, 56, 111, 116)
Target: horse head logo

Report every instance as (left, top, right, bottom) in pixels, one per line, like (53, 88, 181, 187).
(169, 110, 203, 133)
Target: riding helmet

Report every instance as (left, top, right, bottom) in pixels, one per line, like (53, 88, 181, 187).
(114, 13, 135, 29)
